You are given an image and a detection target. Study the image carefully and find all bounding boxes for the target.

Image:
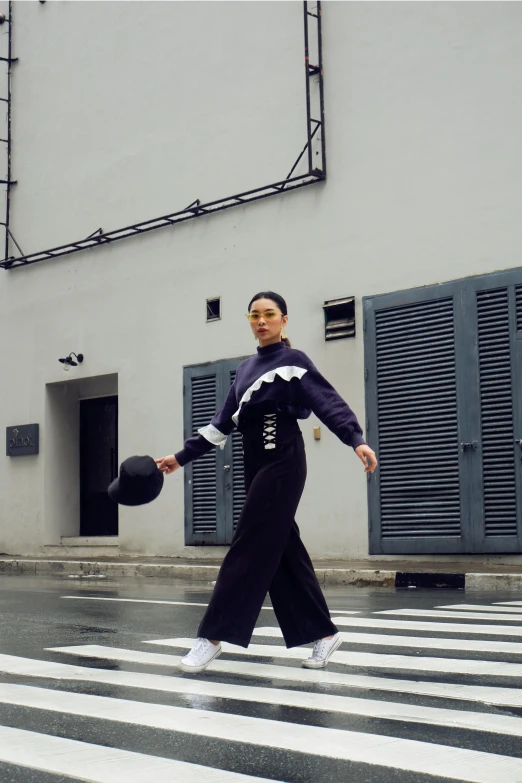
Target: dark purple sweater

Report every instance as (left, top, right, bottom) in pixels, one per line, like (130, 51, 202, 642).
(175, 341, 366, 466)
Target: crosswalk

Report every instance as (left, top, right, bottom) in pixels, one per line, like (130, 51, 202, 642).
(2, 597, 522, 782)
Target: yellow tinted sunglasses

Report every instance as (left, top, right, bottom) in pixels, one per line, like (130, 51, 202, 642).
(245, 309, 281, 323)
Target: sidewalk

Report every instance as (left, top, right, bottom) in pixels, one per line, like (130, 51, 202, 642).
(2, 554, 522, 589)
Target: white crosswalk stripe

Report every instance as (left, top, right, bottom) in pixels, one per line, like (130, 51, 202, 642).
(252, 626, 522, 654)
(0, 725, 278, 782)
(4, 599, 522, 782)
(437, 603, 522, 614)
(3, 682, 522, 782)
(60, 596, 360, 614)
(60, 596, 275, 610)
(377, 608, 522, 622)
(327, 610, 361, 614)
(332, 615, 522, 636)
(3, 652, 522, 738)
(44, 645, 522, 707)
(145, 636, 522, 677)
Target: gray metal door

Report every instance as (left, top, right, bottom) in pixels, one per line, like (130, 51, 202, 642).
(463, 275, 522, 553)
(364, 267, 522, 555)
(230, 369, 247, 538)
(184, 358, 246, 546)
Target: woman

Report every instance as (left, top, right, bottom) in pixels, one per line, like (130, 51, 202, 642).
(156, 292, 378, 674)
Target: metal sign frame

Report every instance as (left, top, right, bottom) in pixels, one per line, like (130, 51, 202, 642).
(1, 2, 326, 271)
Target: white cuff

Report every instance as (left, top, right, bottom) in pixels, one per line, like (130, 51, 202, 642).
(198, 424, 228, 450)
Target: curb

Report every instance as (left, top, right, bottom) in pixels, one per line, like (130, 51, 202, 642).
(465, 573, 522, 591)
(1, 558, 522, 589)
(319, 569, 396, 587)
(0, 558, 394, 586)
(0, 559, 221, 581)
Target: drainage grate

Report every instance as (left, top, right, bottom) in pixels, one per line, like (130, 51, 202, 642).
(395, 572, 465, 590)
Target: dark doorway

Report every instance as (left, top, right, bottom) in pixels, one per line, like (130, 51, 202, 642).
(80, 396, 118, 536)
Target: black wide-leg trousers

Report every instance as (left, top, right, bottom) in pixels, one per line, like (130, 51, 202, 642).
(198, 413, 338, 648)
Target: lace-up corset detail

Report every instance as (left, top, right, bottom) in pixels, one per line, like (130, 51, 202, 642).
(263, 413, 277, 450)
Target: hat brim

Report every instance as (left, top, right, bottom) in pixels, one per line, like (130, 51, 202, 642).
(108, 473, 164, 507)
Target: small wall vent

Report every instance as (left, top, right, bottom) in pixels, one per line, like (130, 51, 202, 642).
(323, 296, 355, 341)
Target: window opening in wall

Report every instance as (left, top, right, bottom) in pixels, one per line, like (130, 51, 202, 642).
(323, 296, 355, 341)
(206, 297, 221, 322)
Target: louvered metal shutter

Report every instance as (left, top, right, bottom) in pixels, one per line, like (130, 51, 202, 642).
(230, 370, 246, 531)
(477, 288, 517, 537)
(374, 297, 461, 541)
(190, 374, 218, 536)
(184, 356, 249, 546)
(366, 267, 522, 555)
(516, 285, 522, 331)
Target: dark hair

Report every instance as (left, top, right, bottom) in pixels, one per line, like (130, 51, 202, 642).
(248, 291, 291, 347)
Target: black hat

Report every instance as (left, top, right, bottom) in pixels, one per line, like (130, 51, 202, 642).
(108, 455, 164, 506)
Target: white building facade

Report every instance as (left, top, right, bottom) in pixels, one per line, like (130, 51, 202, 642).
(1, 1, 521, 562)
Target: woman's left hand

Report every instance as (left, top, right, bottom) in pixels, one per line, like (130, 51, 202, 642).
(355, 444, 378, 473)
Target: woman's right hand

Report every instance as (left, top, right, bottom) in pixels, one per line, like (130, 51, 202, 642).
(155, 455, 181, 474)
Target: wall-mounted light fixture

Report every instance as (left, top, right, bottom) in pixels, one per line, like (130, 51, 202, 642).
(58, 352, 84, 372)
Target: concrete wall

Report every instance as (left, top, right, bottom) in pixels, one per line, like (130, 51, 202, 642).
(1, 1, 521, 559)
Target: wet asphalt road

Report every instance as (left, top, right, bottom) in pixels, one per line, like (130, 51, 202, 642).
(1, 574, 522, 782)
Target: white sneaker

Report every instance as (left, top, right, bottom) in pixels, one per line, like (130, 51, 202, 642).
(178, 638, 222, 673)
(301, 632, 342, 669)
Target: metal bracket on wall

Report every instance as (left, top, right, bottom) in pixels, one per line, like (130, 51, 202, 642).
(0, 3, 18, 265)
(1, 1, 326, 271)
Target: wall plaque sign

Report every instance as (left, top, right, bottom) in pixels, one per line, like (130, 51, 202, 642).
(6, 424, 39, 456)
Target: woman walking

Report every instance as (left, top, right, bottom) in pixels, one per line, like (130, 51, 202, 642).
(156, 292, 377, 673)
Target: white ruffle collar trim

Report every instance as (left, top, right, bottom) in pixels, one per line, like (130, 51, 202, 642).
(232, 365, 307, 425)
